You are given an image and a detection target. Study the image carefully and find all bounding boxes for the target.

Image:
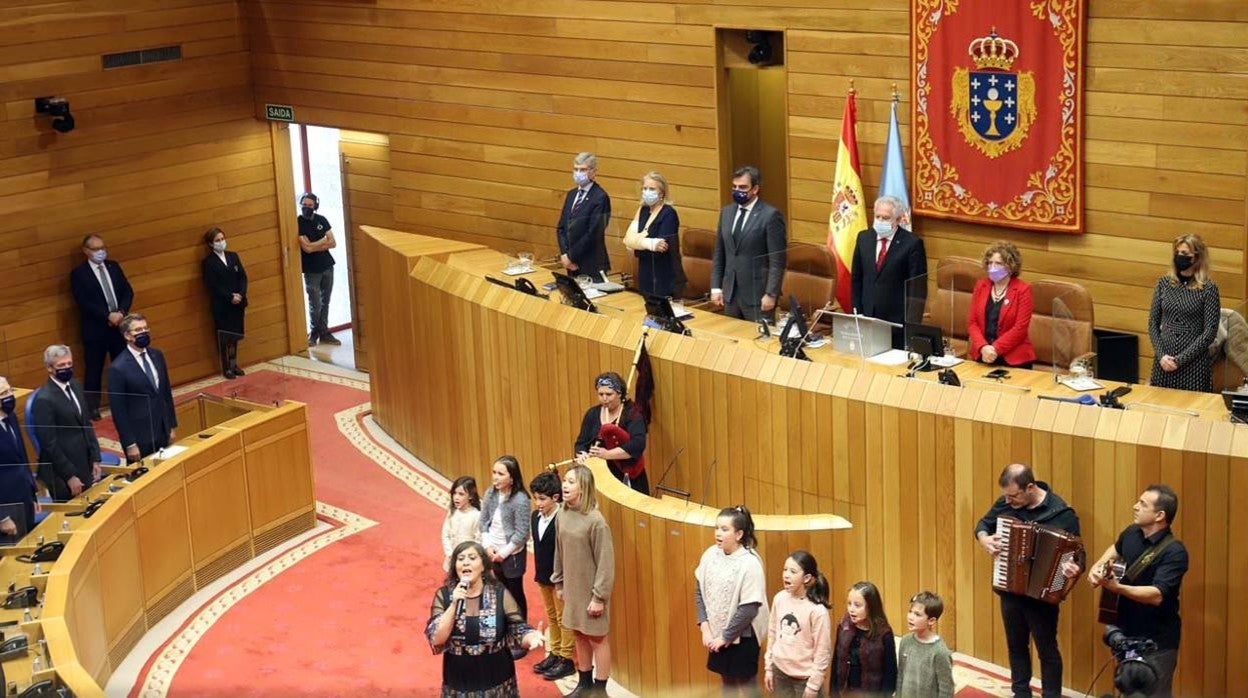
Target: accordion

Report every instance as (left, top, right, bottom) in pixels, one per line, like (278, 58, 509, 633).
(992, 516, 1084, 604)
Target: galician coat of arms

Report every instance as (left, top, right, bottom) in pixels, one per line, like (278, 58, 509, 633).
(951, 29, 1036, 159)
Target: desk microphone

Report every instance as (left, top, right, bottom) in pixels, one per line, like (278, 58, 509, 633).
(456, 574, 470, 615)
(653, 446, 688, 499)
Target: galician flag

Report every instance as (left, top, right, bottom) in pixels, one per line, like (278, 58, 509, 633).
(827, 90, 868, 312)
(879, 97, 910, 223)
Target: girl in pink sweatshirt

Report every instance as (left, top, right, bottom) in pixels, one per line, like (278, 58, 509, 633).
(765, 550, 833, 697)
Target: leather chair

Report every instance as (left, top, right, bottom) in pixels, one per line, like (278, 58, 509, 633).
(1212, 307, 1248, 391)
(927, 256, 982, 357)
(1029, 278, 1096, 371)
(679, 228, 716, 300)
(780, 243, 837, 329)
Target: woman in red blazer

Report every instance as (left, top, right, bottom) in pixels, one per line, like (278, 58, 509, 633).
(967, 241, 1037, 369)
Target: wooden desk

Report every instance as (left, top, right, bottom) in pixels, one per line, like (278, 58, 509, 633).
(0, 395, 316, 696)
(363, 228, 1248, 697)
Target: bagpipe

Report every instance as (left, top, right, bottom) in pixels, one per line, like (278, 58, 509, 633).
(594, 417, 646, 480)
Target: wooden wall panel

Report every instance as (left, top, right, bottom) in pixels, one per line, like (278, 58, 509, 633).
(0, 1, 290, 390)
(245, 0, 1248, 383)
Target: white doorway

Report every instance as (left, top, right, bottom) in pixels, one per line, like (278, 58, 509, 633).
(288, 125, 353, 336)
(287, 124, 357, 369)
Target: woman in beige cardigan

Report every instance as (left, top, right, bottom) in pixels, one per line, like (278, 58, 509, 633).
(552, 465, 616, 697)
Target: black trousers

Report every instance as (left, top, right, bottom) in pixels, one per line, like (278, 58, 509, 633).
(82, 332, 126, 412)
(494, 567, 528, 621)
(999, 593, 1062, 698)
(1147, 648, 1178, 698)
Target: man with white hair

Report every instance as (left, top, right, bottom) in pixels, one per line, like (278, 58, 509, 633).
(556, 152, 612, 278)
(850, 195, 928, 348)
(31, 345, 101, 500)
(0, 377, 35, 537)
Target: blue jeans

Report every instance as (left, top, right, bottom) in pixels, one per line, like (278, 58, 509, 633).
(303, 269, 334, 335)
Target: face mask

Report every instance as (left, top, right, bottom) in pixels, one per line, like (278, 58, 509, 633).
(91, 249, 107, 264)
(873, 220, 894, 236)
(212, 240, 227, 253)
(54, 368, 73, 383)
(301, 206, 315, 219)
(0, 396, 14, 415)
(134, 332, 152, 349)
(641, 189, 661, 206)
(731, 190, 751, 206)
(572, 170, 591, 187)
(987, 263, 1010, 283)
(1173, 254, 1194, 272)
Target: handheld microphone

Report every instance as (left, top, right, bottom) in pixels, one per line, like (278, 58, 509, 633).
(455, 574, 470, 615)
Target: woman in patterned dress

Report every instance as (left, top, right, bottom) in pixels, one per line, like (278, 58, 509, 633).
(428, 541, 545, 697)
(1148, 233, 1220, 392)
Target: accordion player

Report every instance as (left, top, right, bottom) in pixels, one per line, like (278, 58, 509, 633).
(992, 515, 1086, 604)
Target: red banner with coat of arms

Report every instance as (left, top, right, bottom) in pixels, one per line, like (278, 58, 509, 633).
(912, 0, 1085, 232)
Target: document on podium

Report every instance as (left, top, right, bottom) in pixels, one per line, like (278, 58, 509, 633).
(866, 349, 911, 366)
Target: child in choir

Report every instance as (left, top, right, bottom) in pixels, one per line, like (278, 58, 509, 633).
(765, 550, 833, 697)
(441, 476, 481, 571)
(895, 591, 954, 698)
(551, 465, 615, 697)
(694, 505, 769, 695)
(831, 581, 897, 696)
(529, 470, 577, 680)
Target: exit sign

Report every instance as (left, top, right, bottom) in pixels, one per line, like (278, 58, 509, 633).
(265, 104, 295, 122)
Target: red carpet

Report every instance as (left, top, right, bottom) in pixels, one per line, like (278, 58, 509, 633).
(121, 367, 560, 697)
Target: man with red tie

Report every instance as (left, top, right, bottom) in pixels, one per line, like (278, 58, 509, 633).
(850, 196, 928, 348)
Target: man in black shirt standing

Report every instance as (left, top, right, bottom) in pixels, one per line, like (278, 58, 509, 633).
(1087, 484, 1188, 697)
(297, 192, 341, 346)
(974, 463, 1083, 698)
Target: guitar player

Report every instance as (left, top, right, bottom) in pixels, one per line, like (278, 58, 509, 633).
(1087, 484, 1189, 698)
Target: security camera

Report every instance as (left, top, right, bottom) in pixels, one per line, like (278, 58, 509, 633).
(35, 96, 75, 133)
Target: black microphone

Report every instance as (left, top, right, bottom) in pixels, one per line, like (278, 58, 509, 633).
(455, 574, 470, 615)
(699, 458, 718, 508)
(653, 446, 688, 499)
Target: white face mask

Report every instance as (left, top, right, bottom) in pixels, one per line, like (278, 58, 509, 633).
(641, 188, 662, 206)
(212, 240, 227, 253)
(873, 220, 894, 236)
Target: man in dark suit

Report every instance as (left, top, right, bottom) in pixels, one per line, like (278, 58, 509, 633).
(0, 377, 36, 538)
(32, 345, 101, 501)
(108, 314, 176, 462)
(850, 196, 928, 348)
(710, 165, 787, 322)
(69, 234, 134, 420)
(556, 152, 612, 278)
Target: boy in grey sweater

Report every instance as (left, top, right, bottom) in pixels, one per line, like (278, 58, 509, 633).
(896, 591, 955, 698)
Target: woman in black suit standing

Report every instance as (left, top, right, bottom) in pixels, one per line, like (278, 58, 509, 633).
(201, 227, 248, 379)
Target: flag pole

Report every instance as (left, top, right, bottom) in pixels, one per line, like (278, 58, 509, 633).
(892, 82, 899, 102)
(624, 329, 649, 400)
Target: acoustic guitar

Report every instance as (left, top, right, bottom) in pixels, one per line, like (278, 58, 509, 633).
(1097, 559, 1127, 624)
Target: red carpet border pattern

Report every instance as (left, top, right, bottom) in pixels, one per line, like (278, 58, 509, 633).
(134, 503, 377, 696)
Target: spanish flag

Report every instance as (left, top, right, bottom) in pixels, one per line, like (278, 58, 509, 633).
(827, 89, 869, 312)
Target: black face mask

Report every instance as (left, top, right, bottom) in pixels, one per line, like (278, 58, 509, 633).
(0, 396, 14, 415)
(301, 206, 315, 219)
(1173, 254, 1195, 272)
